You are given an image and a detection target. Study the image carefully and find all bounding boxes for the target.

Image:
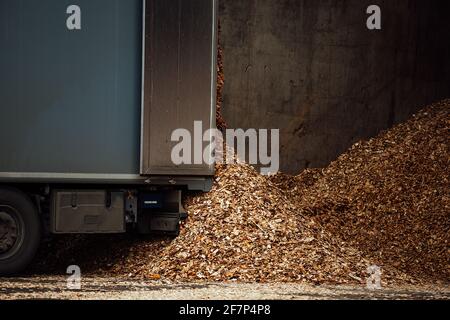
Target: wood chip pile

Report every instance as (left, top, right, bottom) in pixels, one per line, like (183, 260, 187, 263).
(282, 100, 449, 284)
(32, 100, 449, 286)
(106, 163, 388, 284)
(215, 22, 227, 132)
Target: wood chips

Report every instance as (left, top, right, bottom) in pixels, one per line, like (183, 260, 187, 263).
(32, 100, 449, 287)
(215, 22, 227, 132)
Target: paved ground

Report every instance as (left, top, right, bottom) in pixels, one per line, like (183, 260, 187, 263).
(0, 277, 448, 300)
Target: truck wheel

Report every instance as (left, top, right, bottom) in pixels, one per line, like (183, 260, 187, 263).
(0, 188, 41, 276)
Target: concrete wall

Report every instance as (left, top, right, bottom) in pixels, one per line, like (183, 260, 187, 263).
(219, 0, 450, 173)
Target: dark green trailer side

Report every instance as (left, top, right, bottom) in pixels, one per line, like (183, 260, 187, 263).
(0, 0, 143, 177)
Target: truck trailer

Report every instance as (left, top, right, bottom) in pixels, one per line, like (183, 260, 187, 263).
(0, 0, 218, 275)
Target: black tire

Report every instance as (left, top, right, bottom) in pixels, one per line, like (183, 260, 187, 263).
(0, 188, 41, 276)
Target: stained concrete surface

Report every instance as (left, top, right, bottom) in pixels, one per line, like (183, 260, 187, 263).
(219, 0, 450, 173)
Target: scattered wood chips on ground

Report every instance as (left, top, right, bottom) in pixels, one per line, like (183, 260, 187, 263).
(32, 100, 449, 286)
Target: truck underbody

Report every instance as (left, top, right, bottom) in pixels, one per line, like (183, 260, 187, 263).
(0, 180, 209, 275)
